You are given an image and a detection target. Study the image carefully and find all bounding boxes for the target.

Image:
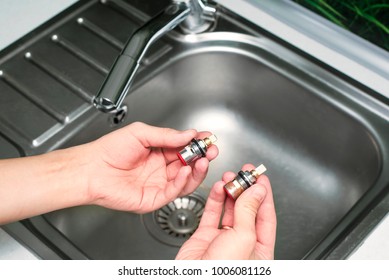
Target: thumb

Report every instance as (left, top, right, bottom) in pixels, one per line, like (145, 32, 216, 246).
(233, 184, 267, 233)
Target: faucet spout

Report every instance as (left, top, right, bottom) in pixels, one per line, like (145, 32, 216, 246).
(94, 0, 215, 113)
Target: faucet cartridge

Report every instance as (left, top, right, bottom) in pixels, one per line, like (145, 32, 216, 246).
(224, 164, 267, 200)
(177, 135, 217, 165)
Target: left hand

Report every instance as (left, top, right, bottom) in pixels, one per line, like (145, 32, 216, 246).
(85, 122, 218, 213)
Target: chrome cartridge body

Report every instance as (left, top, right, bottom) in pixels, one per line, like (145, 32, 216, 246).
(177, 135, 217, 165)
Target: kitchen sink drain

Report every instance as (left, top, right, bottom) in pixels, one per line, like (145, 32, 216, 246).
(142, 193, 205, 247)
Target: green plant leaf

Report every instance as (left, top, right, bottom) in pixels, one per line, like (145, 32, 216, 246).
(304, 0, 347, 28)
(318, 0, 346, 19)
(363, 4, 389, 12)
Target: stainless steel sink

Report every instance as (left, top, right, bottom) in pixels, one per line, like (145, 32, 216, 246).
(44, 33, 388, 259)
(1, 0, 388, 259)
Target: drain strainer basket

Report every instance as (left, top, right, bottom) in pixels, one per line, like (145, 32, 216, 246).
(142, 193, 205, 247)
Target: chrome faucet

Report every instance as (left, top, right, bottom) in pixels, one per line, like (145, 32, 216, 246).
(93, 0, 216, 113)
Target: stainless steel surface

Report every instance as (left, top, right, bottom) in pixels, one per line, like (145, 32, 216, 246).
(94, 0, 216, 113)
(0, 135, 21, 159)
(0, 228, 37, 260)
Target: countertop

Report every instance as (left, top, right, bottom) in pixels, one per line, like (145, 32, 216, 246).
(0, 0, 388, 260)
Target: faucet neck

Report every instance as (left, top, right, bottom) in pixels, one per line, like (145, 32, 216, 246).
(94, 0, 216, 113)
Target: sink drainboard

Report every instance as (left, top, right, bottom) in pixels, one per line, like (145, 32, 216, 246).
(142, 194, 205, 247)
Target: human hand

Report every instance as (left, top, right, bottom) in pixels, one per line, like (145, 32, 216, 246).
(85, 122, 218, 213)
(176, 164, 276, 259)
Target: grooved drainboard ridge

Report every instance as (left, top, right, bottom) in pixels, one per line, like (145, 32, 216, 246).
(0, 0, 171, 147)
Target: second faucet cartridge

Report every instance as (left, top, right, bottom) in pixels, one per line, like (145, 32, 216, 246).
(224, 164, 267, 200)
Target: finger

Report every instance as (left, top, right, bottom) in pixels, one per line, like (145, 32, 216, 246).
(198, 181, 226, 228)
(166, 160, 184, 181)
(205, 145, 218, 161)
(222, 171, 236, 183)
(178, 157, 209, 196)
(221, 194, 235, 227)
(241, 163, 256, 172)
(166, 146, 217, 191)
(162, 148, 186, 165)
(164, 166, 192, 203)
(255, 175, 277, 250)
(195, 131, 212, 138)
(129, 122, 197, 148)
(196, 131, 218, 161)
(233, 183, 267, 233)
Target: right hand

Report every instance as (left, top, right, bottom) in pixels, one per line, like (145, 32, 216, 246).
(176, 164, 277, 260)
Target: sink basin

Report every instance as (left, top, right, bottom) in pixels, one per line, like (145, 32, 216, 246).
(44, 34, 387, 259)
(1, 0, 388, 259)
